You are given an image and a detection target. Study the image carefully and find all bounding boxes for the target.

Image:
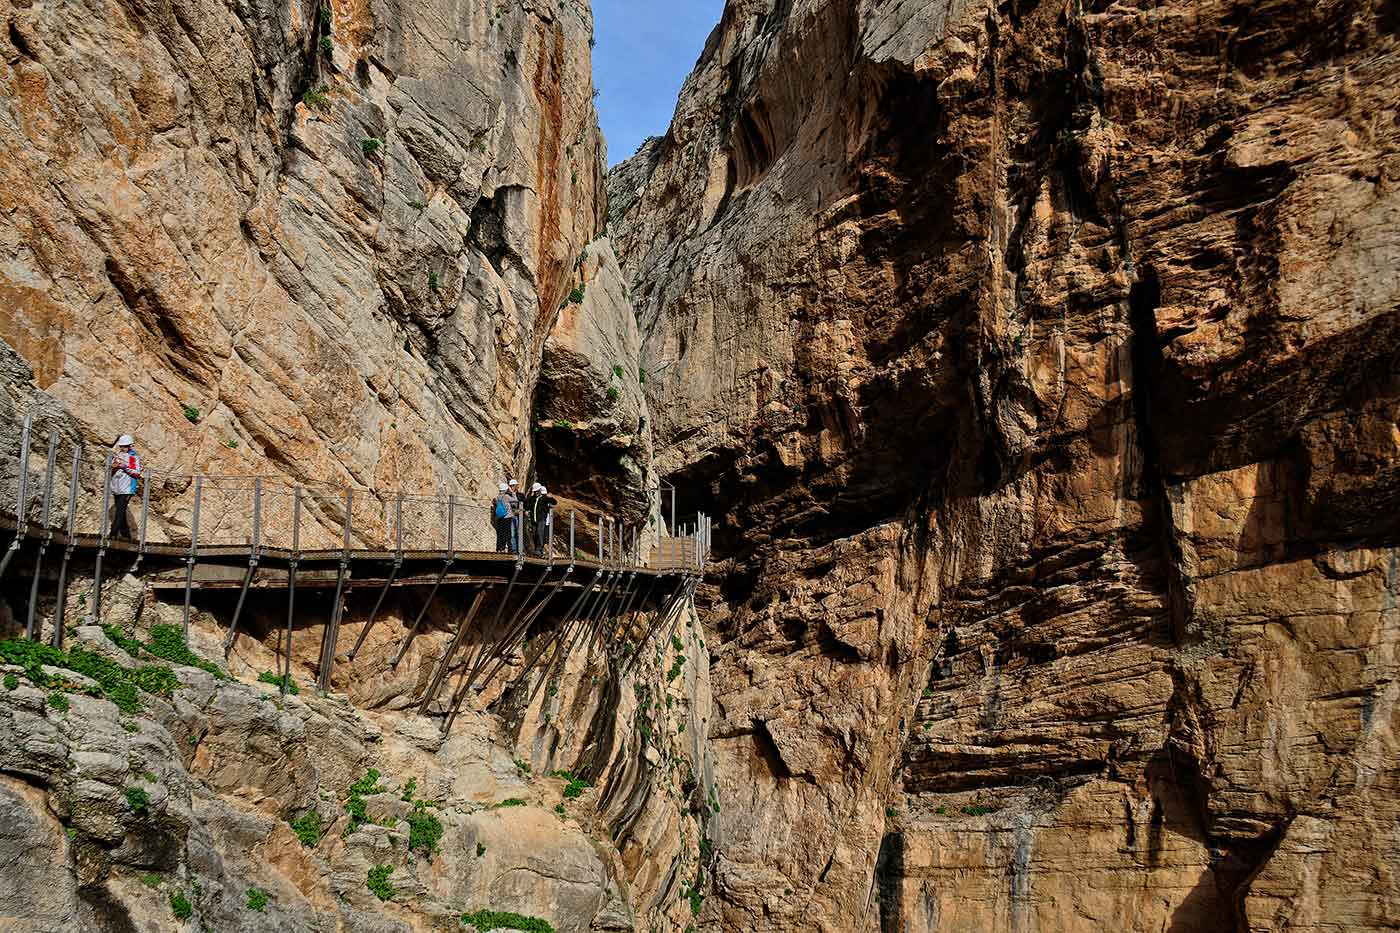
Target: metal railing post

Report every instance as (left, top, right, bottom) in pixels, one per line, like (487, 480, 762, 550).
(25, 431, 57, 639)
(568, 511, 575, 567)
(136, 464, 151, 560)
(2, 413, 32, 581)
(182, 476, 203, 637)
(223, 477, 262, 656)
(319, 489, 353, 692)
(282, 486, 301, 696)
(52, 448, 80, 648)
(91, 450, 114, 621)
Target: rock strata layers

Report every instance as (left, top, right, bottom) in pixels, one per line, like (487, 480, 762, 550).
(609, 0, 1400, 929)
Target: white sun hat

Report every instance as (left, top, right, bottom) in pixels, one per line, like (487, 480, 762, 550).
(498, 482, 508, 492)
(116, 434, 135, 446)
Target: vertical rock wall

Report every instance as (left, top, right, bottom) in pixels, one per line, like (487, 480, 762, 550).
(609, 0, 1400, 930)
(1, 0, 606, 504)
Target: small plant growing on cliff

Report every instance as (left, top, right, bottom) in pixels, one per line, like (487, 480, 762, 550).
(257, 670, 298, 694)
(461, 909, 555, 932)
(246, 887, 269, 912)
(139, 873, 162, 888)
(320, 4, 331, 27)
(550, 419, 573, 430)
(224, 438, 239, 449)
(289, 811, 323, 847)
(606, 386, 619, 403)
(125, 786, 151, 813)
(611, 364, 625, 379)
(568, 284, 585, 304)
(550, 771, 589, 800)
(406, 802, 444, 858)
(961, 803, 995, 817)
(147, 624, 225, 679)
(4, 673, 17, 691)
(169, 891, 193, 920)
(476, 842, 486, 857)
(319, 36, 333, 55)
(47, 691, 70, 712)
(361, 137, 382, 157)
(408, 199, 427, 209)
(182, 404, 200, 424)
(302, 87, 330, 110)
(366, 864, 395, 901)
(513, 758, 531, 777)
(638, 368, 647, 385)
(428, 271, 440, 291)
(491, 797, 526, 809)
(400, 776, 418, 801)
(345, 768, 385, 831)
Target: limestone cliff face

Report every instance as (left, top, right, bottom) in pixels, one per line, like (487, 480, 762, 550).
(610, 0, 1400, 930)
(0, 1, 718, 931)
(1, 0, 606, 499)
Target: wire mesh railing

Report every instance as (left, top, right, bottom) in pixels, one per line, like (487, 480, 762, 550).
(0, 413, 712, 571)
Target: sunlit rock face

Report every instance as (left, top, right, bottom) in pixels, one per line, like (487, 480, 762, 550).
(0, 0, 606, 504)
(0, 0, 720, 930)
(609, 0, 1400, 929)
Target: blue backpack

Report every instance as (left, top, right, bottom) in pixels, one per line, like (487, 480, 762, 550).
(494, 497, 508, 520)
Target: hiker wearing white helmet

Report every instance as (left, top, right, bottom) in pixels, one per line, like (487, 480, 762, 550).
(492, 482, 513, 552)
(108, 434, 142, 539)
(530, 484, 557, 555)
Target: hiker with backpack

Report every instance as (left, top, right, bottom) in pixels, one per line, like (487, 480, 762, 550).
(108, 434, 142, 539)
(492, 483, 513, 552)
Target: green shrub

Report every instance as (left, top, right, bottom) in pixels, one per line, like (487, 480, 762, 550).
(345, 768, 385, 831)
(476, 842, 486, 857)
(302, 87, 330, 110)
(4, 673, 18, 691)
(611, 364, 625, 379)
(428, 271, 440, 290)
(884, 806, 897, 819)
(290, 811, 323, 848)
(140, 873, 162, 888)
(961, 804, 995, 817)
(400, 776, 418, 801)
(934, 805, 947, 815)
(169, 890, 192, 920)
(125, 787, 150, 813)
(550, 771, 590, 800)
(461, 909, 555, 933)
(224, 439, 239, 449)
(553, 803, 566, 817)
(257, 670, 299, 694)
(512, 758, 531, 777)
(320, 4, 331, 26)
(145, 625, 224, 678)
(550, 419, 573, 430)
(319, 36, 333, 54)
(606, 386, 619, 403)
(361, 138, 382, 157)
(246, 887, 269, 911)
(47, 692, 70, 712)
(406, 803, 443, 858)
(182, 404, 200, 424)
(366, 864, 395, 901)
(103, 624, 145, 656)
(568, 285, 585, 304)
(408, 199, 427, 209)
(638, 368, 647, 385)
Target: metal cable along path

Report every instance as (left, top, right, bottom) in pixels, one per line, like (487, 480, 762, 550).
(0, 414, 710, 732)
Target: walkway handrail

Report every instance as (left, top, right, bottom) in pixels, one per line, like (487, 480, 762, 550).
(0, 414, 712, 572)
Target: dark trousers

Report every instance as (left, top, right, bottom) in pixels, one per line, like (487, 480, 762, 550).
(495, 519, 512, 552)
(534, 520, 549, 554)
(111, 494, 133, 539)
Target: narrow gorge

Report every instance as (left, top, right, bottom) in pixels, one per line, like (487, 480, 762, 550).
(0, 0, 1396, 931)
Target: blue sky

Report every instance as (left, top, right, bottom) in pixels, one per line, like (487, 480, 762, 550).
(592, 0, 727, 166)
